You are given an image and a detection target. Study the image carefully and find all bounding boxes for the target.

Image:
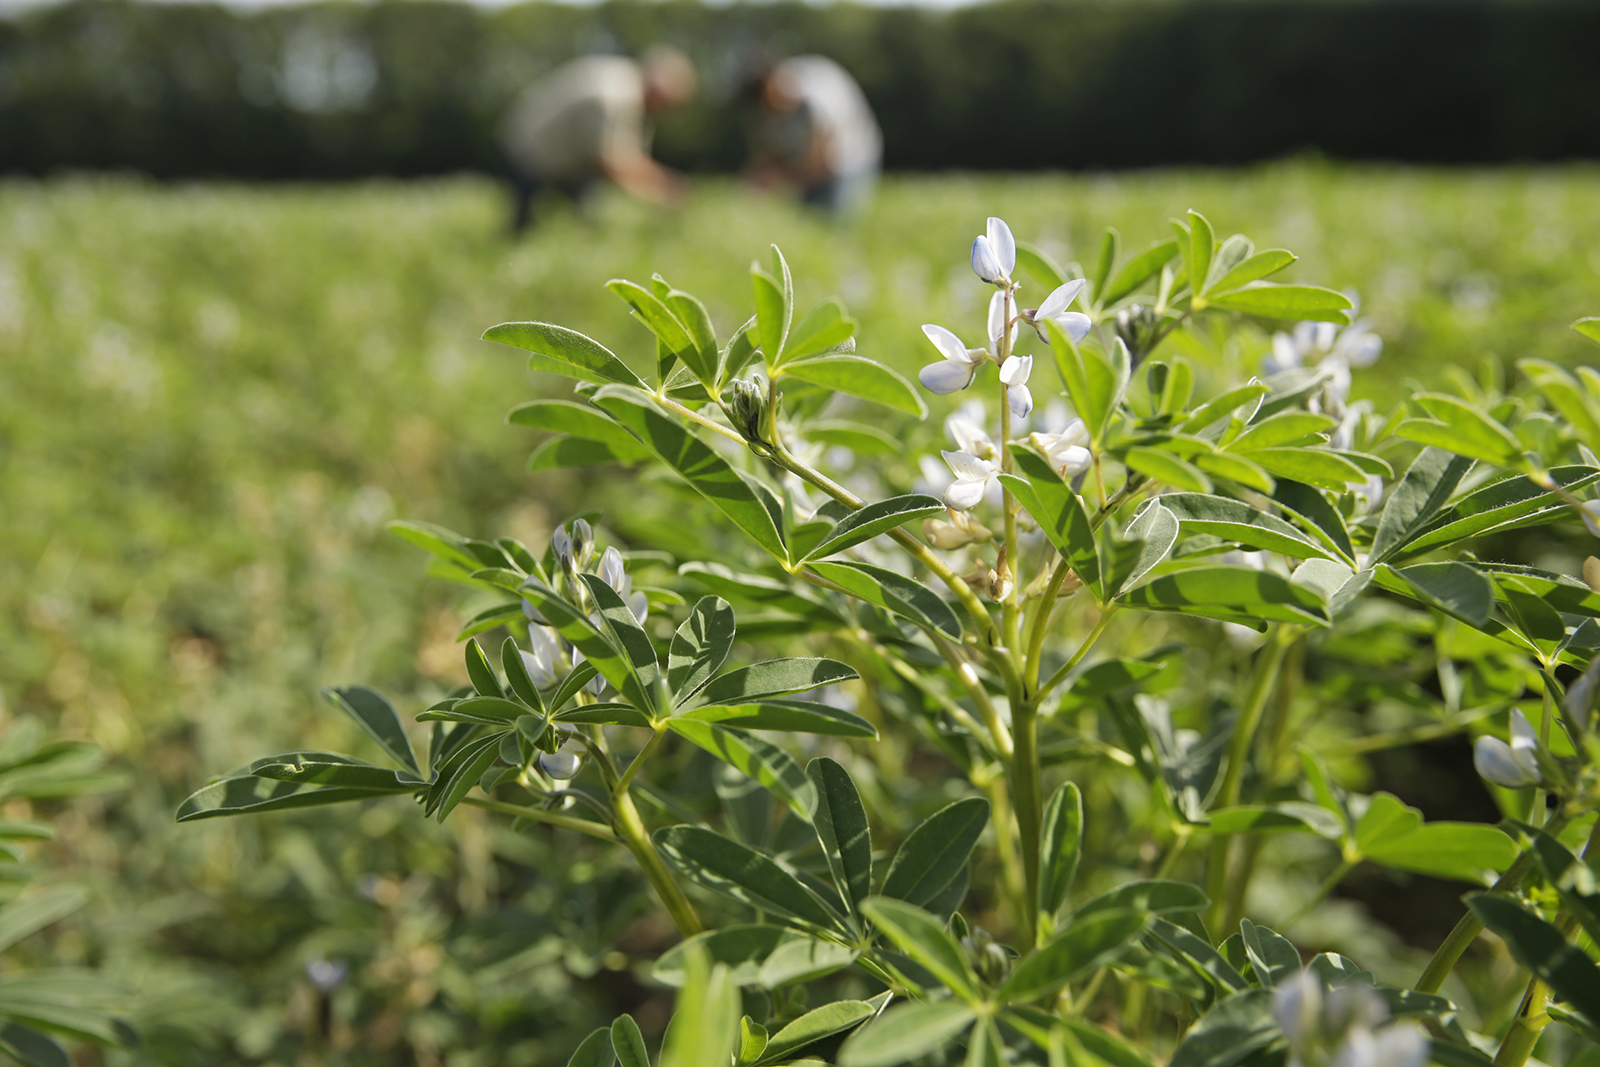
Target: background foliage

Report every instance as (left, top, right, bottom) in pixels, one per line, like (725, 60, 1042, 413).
(4, 0, 1600, 179)
(4, 166, 1600, 1063)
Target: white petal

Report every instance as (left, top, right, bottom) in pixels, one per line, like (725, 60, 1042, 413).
(1509, 708, 1541, 779)
(986, 217, 1016, 276)
(1055, 444, 1092, 478)
(599, 545, 626, 593)
(1058, 417, 1089, 447)
(520, 649, 557, 689)
(941, 449, 996, 481)
(1314, 322, 1338, 352)
(971, 236, 1003, 285)
(998, 354, 1032, 386)
(551, 524, 573, 565)
(1366, 1025, 1428, 1067)
(919, 360, 975, 394)
(1475, 736, 1538, 788)
(1049, 312, 1093, 343)
(1272, 332, 1302, 371)
(1583, 500, 1600, 538)
(1293, 321, 1317, 354)
(1038, 279, 1086, 319)
(629, 591, 649, 623)
(922, 323, 972, 363)
(946, 413, 994, 456)
(987, 290, 1009, 348)
(1007, 382, 1034, 420)
(944, 477, 988, 511)
(1272, 971, 1321, 1049)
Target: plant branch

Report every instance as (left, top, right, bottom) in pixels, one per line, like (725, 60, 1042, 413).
(462, 796, 617, 842)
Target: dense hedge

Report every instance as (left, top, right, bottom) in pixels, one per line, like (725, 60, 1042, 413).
(3, 0, 1599, 178)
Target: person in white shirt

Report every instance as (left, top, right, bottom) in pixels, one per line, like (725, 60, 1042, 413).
(499, 46, 697, 232)
(743, 55, 882, 217)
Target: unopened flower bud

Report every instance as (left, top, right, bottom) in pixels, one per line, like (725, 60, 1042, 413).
(960, 928, 1013, 987)
(726, 376, 769, 444)
(986, 568, 1013, 601)
(1584, 556, 1600, 592)
(1115, 303, 1161, 366)
(571, 519, 594, 569)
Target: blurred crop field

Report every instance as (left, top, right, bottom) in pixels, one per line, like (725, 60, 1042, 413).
(4, 164, 1600, 1064)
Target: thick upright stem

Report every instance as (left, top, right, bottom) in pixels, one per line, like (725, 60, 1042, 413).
(1495, 979, 1551, 1067)
(611, 787, 702, 936)
(1204, 626, 1292, 937)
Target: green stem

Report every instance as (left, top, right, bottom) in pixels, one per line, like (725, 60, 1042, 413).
(1037, 608, 1118, 702)
(610, 786, 703, 937)
(1204, 626, 1293, 937)
(1283, 858, 1358, 934)
(1024, 558, 1075, 688)
(615, 723, 668, 797)
(462, 797, 619, 841)
(1012, 697, 1043, 948)
(1495, 978, 1551, 1067)
(1415, 811, 1579, 993)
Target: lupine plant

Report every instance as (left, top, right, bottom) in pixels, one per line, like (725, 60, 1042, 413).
(182, 211, 1600, 1067)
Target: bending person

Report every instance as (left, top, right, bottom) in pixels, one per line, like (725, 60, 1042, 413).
(499, 45, 697, 233)
(744, 54, 882, 217)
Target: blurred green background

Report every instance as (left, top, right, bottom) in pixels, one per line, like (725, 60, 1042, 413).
(4, 165, 1600, 1063)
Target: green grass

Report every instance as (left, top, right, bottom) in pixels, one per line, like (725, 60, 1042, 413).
(4, 164, 1600, 1064)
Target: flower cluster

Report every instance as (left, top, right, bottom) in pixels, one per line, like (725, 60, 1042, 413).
(1274, 971, 1427, 1067)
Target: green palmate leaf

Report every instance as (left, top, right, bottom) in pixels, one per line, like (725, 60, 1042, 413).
(1148, 917, 1250, 993)
(779, 355, 926, 417)
(654, 826, 843, 929)
(1396, 394, 1525, 467)
(608, 278, 696, 368)
(1377, 562, 1495, 626)
(387, 519, 481, 572)
(1273, 480, 1355, 563)
(752, 261, 791, 364)
(837, 999, 976, 1067)
(666, 289, 719, 386)
(176, 774, 407, 821)
(1101, 239, 1180, 305)
(1158, 493, 1335, 560)
(1480, 563, 1600, 618)
(809, 757, 873, 912)
(669, 596, 737, 702)
(652, 925, 803, 988)
(1169, 989, 1279, 1067)
(456, 601, 525, 642)
(1039, 782, 1084, 920)
(1238, 920, 1300, 987)
(483, 321, 646, 389)
(759, 1000, 876, 1064)
(1193, 452, 1276, 494)
(1392, 466, 1600, 561)
(1003, 448, 1101, 595)
(1077, 880, 1209, 919)
(425, 733, 501, 820)
(1370, 447, 1476, 562)
(1468, 894, 1600, 1030)
(591, 388, 787, 562)
(1117, 566, 1329, 629)
(528, 433, 648, 471)
(1353, 792, 1516, 883)
(805, 560, 962, 638)
(578, 573, 662, 708)
(1203, 284, 1353, 323)
(802, 495, 944, 562)
(756, 936, 858, 988)
(860, 897, 978, 999)
(611, 1014, 651, 1067)
(1181, 383, 1270, 433)
(553, 703, 652, 727)
(1233, 447, 1367, 491)
(691, 657, 859, 708)
(1046, 319, 1128, 443)
(1186, 211, 1215, 294)
(1124, 448, 1212, 493)
(783, 300, 856, 362)
(322, 685, 418, 775)
(881, 797, 990, 907)
(565, 1027, 616, 1067)
(667, 721, 817, 820)
(253, 757, 423, 790)
(680, 700, 877, 738)
(508, 398, 650, 456)
(1228, 412, 1334, 450)
(0, 889, 88, 955)
(463, 637, 502, 697)
(501, 636, 544, 714)
(1002, 908, 1147, 1002)
(1208, 249, 1296, 294)
(519, 581, 651, 710)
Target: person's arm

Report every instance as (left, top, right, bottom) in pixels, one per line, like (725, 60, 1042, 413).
(599, 145, 687, 207)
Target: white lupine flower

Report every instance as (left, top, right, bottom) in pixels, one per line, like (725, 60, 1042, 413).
(1275, 972, 1424, 1067)
(946, 402, 997, 460)
(539, 742, 582, 780)
(521, 624, 563, 688)
(1030, 418, 1093, 478)
(598, 546, 648, 623)
(941, 450, 999, 511)
(1582, 500, 1600, 538)
(1474, 708, 1541, 788)
(918, 324, 985, 394)
(971, 217, 1016, 286)
(1275, 971, 1322, 1050)
(1027, 279, 1093, 343)
(987, 290, 1019, 353)
(1333, 320, 1383, 367)
(999, 355, 1034, 419)
(1329, 1025, 1428, 1067)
